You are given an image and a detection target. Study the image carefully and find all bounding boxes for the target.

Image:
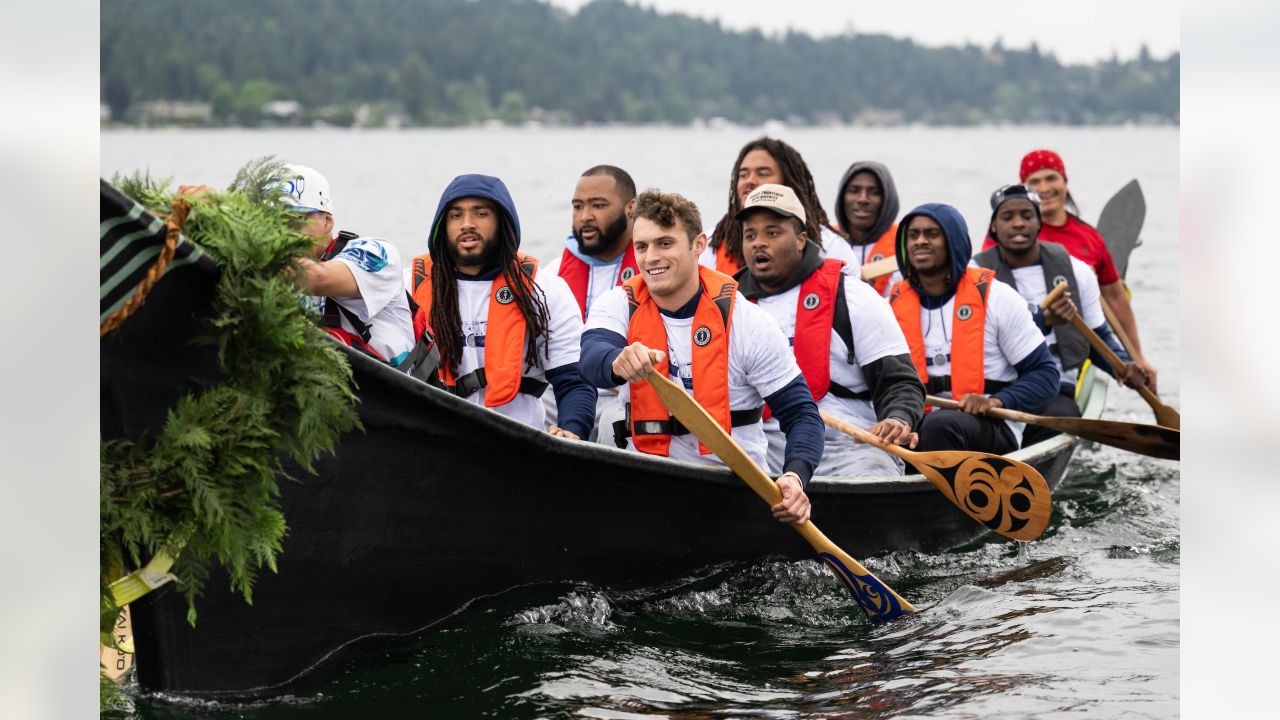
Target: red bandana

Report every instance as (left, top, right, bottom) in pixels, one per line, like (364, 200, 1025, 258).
(1020, 149, 1067, 183)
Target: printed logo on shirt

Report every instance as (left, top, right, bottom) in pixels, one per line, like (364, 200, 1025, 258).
(957, 304, 973, 321)
(496, 286, 515, 304)
(620, 267, 635, 281)
(338, 239, 389, 273)
(461, 320, 487, 348)
(802, 292, 821, 310)
(693, 326, 712, 346)
(1052, 275, 1069, 288)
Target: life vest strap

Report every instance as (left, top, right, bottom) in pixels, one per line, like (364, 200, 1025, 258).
(445, 367, 548, 399)
(613, 404, 763, 449)
(924, 376, 1011, 396)
(826, 381, 873, 401)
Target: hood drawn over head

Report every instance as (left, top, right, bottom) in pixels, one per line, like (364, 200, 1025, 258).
(895, 202, 973, 298)
(834, 160, 900, 245)
(428, 174, 521, 261)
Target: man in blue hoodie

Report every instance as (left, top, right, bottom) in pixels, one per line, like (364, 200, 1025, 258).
(408, 174, 596, 439)
(886, 203, 1058, 454)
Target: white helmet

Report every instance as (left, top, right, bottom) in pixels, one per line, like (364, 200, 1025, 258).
(274, 164, 333, 214)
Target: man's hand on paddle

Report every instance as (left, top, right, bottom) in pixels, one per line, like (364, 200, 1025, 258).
(611, 342, 665, 383)
(1041, 291, 1078, 327)
(957, 393, 1004, 416)
(868, 417, 918, 448)
(771, 472, 810, 525)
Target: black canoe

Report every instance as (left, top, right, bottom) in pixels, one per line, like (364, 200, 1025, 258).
(100, 182, 1106, 698)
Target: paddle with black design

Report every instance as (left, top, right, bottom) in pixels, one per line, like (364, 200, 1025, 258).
(819, 412, 1052, 542)
(1041, 283, 1181, 429)
(923, 395, 1178, 460)
(645, 371, 917, 622)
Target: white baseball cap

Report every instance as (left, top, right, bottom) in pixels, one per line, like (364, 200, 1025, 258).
(736, 183, 806, 226)
(273, 164, 333, 214)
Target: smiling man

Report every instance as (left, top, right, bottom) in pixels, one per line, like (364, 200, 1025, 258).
(579, 188, 825, 525)
(734, 185, 924, 477)
(972, 184, 1144, 446)
(832, 161, 901, 295)
(886, 202, 1058, 454)
(408, 174, 595, 439)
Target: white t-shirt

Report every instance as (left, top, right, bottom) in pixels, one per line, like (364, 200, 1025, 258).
(698, 225, 859, 272)
(585, 285, 802, 468)
(754, 271, 909, 431)
(542, 235, 635, 318)
(312, 236, 415, 365)
(914, 279, 1047, 445)
(1007, 257, 1103, 387)
(449, 271, 583, 429)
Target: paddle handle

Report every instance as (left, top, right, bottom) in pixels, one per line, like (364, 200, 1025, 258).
(1099, 295, 1139, 360)
(924, 394, 1035, 424)
(1040, 280, 1069, 309)
(860, 256, 898, 281)
(818, 410, 913, 462)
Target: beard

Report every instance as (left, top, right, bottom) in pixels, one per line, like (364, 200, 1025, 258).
(447, 231, 503, 272)
(573, 210, 629, 258)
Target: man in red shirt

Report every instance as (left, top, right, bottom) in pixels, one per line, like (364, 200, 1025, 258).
(983, 149, 1158, 391)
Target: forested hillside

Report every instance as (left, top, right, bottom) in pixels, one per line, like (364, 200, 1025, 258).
(101, 0, 1178, 126)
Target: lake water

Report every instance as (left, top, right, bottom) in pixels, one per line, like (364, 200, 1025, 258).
(102, 126, 1180, 718)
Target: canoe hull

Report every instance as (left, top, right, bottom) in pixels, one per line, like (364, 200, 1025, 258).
(101, 186, 1097, 698)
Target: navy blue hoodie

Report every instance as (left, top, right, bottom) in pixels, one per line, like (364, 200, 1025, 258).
(429, 174, 596, 438)
(894, 203, 1058, 413)
(428, 174, 521, 260)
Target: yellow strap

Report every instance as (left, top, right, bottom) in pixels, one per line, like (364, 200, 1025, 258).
(108, 547, 178, 607)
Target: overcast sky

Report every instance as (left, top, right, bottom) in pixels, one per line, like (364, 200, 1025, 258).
(547, 0, 1179, 64)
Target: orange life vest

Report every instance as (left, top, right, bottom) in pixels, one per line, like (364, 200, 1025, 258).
(410, 252, 539, 407)
(887, 267, 995, 399)
(788, 258, 845, 402)
(712, 240, 742, 275)
(864, 224, 898, 295)
(557, 245, 639, 320)
(624, 264, 736, 456)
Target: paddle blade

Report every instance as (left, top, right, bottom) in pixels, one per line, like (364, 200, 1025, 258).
(1153, 404, 1181, 432)
(1058, 416, 1179, 460)
(817, 549, 917, 622)
(911, 452, 1052, 542)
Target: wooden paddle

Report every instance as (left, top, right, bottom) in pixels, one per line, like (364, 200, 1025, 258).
(923, 395, 1178, 460)
(819, 412, 1052, 542)
(645, 371, 917, 622)
(1041, 283, 1180, 429)
(860, 255, 899, 282)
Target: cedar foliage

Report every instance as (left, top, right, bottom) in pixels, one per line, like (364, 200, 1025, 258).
(100, 157, 360, 656)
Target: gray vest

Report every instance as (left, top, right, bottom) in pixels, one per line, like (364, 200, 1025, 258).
(973, 241, 1088, 375)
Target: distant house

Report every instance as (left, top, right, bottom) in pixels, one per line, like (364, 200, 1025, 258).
(264, 100, 301, 124)
(138, 101, 213, 124)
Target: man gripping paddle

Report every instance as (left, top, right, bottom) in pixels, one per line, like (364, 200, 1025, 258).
(580, 189, 825, 524)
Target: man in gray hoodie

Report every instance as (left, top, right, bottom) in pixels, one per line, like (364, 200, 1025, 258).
(833, 161, 902, 295)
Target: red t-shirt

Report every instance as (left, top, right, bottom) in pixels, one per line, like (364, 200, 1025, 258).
(981, 214, 1121, 286)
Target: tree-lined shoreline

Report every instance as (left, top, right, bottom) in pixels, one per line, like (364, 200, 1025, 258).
(101, 0, 1178, 128)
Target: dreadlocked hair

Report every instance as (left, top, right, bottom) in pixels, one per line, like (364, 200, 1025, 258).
(709, 137, 834, 267)
(429, 212, 552, 378)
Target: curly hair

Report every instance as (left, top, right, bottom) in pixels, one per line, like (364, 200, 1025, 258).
(709, 137, 833, 267)
(629, 188, 702, 243)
